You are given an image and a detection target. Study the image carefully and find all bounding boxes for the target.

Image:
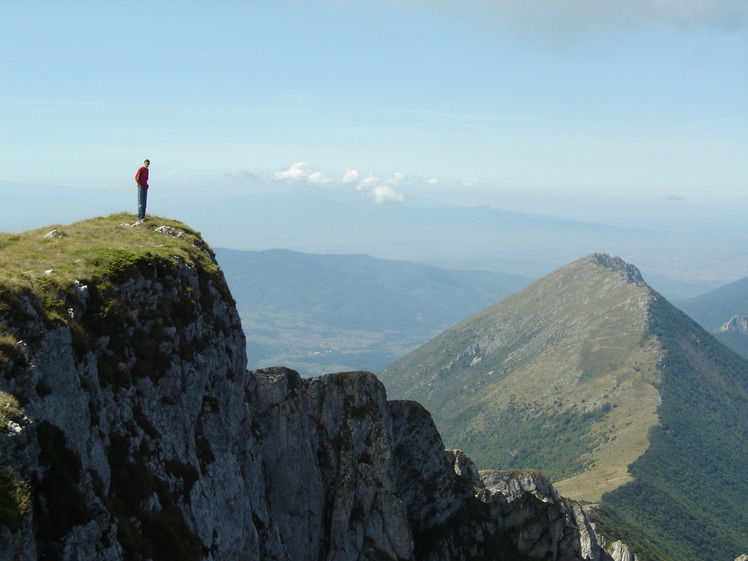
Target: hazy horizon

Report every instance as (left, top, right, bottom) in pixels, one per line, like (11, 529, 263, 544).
(3, 177, 746, 300)
(3, 1, 746, 295)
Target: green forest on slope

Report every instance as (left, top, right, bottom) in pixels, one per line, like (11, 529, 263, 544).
(594, 295, 748, 561)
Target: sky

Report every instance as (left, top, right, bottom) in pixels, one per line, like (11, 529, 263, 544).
(2, 0, 747, 289)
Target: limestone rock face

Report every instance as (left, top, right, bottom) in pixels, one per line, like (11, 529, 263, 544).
(609, 540, 639, 561)
(718, 315, 748, 334)
(0, 257, 264, 561)
(0, 244, 635, 561)
(253, 368, 414, 561)
(477, 470, 618, 561)
(591, 253, 646, 286)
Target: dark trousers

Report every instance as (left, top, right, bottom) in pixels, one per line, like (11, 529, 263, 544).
(137, 187, 148, 220)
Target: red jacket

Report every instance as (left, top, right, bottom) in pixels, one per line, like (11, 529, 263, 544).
(135, 166, 149, 189)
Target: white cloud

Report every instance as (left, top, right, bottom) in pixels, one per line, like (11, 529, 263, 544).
(275, 162, 308, 180)
(275, 162, 330, 183)
(348, 170, 442, 204)
(370, 185, 406, 204)
(307, 171, 331, 184)
(274, 165, 442, 204)
(358, 176, 379, 188)
(626, 0, 748, 29)
(342, 169, 360, 183)
(354, 173, 406, 204)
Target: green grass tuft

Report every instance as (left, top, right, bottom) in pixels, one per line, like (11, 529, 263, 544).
(0, 464, 31, 530)
(0, 391, 24, 431)
(0, 329, 18, 367)
(0, 393, 30, 530)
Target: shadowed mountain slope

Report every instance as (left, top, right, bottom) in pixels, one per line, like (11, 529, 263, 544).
(379, 253, 748, 561)
(677, 276, 748, 332)
(676, 276, 748, 360)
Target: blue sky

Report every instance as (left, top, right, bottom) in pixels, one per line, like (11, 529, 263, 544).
(2, 0, 747, 287)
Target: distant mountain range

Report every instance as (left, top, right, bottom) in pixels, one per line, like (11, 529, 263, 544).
(677, 277, 748, 360)
(677, 276, 748, 332)
(714, 315, 748, 358)
(189, 190, 728, 298)
(217, 246, 748, 377)
(216, 248, 530, 376)
(378, 253, 748, 561)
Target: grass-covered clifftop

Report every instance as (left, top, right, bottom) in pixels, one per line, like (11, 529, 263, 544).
(0, 214, 220, 324)
(0, 214, 234, 390)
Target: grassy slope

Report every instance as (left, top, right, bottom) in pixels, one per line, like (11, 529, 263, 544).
(0, 214, 218, 294)
(379, 255, 663, 502)
(594, 296, 748, 561)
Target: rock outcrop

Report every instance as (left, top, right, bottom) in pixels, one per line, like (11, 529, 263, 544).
(718, 315, 748, 334)
(0, 222, 633, 560)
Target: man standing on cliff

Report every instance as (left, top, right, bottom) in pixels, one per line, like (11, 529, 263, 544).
(134, 159, 150, 222)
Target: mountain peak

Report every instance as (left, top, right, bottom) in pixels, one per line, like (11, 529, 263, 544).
(380, 252, 660, 503)
(380, 253, 748, 561)
(590, 253, 646, 286)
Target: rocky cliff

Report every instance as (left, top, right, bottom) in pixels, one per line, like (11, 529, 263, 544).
(718, 314, 748, 334)
(0, 217, 636, 560)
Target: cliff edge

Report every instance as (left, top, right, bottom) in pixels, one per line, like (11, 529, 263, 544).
(0, 215, 635, 561)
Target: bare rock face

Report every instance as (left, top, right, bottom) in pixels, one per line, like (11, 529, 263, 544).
(0, 245, 635, 561)
(608, 540, 639, 561)
(718, 315, 748, 334)
(591, 253, 646, 286)
(0, 257, 265, 561)
(252, 368, 414, 561)
(477, 470, 616, 561)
